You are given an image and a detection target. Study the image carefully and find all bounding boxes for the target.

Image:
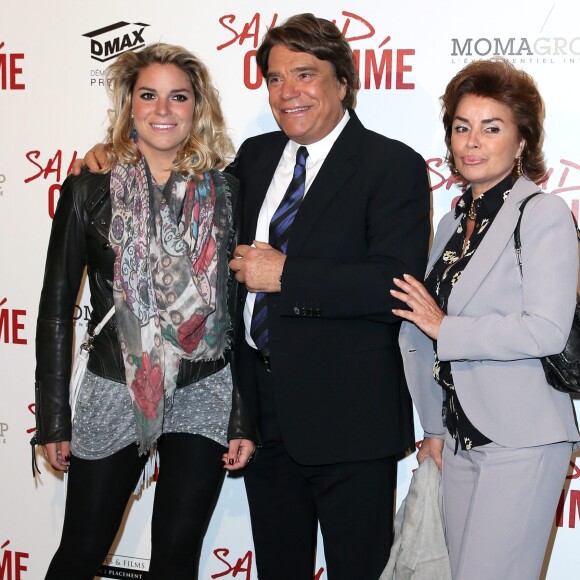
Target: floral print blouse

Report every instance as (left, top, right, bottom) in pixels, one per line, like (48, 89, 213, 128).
(424, 175, 514, 452)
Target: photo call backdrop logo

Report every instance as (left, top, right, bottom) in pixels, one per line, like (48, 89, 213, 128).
(1, 1, 579, 578)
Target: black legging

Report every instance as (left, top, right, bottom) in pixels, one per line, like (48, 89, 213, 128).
(44, 433, 227, 580)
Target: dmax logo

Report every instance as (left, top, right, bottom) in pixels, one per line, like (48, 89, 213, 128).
(83, 21, 150, 62)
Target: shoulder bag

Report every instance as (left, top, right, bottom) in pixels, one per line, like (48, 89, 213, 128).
(515, 192, 580, 394)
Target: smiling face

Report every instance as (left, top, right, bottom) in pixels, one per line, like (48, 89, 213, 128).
(451, 94, 525, 198)
(266, 44, 347, 145)
(131, 63, 195, 164)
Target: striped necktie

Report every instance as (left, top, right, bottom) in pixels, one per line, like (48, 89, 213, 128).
(250, 146, 309, 354)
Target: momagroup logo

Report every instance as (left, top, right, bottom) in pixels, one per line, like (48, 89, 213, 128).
(83, 21, 150, 63)
(450, 36, 580, 65)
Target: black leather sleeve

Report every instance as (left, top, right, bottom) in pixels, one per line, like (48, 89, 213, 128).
(35, 173, 88, 444)
(227, 350, 259, 443)
(221, 171, 259, 444)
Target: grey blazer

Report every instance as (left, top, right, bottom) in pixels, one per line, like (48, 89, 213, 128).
(400, 176, 580, 447)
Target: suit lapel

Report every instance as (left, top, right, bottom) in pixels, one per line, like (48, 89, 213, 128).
(285, 112, 362, 255)
(447, 177, 539, 315)
(245, 136, 288, 244)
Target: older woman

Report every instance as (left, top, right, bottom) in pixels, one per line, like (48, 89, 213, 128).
(34, 43, 256, 579)
(392, 59, 579, 579)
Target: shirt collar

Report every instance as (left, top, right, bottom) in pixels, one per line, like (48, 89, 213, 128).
(455, 174, 514, 219)
(287, 109, 350, 166)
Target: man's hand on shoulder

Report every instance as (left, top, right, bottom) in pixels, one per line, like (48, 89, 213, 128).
(69, 143, 110, 175)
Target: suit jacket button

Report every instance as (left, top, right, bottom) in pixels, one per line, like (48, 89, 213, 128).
(293, 307, 300, 315)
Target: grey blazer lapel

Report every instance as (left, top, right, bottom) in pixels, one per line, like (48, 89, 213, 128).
(447, 177, 539, 316)
(425, 212, 460, 276)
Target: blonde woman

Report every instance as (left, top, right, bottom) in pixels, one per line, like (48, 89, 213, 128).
(34, 43, 256, 580)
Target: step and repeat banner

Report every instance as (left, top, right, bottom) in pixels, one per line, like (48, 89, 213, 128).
(1, 1, 580, 578)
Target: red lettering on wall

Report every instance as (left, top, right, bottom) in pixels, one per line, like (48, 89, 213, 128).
(24, 150, 80, 183)
(0, 43, 25, 90)
(0, 299, 27, 345)
(27, 403, 36, 434)
(217, 13, 279, 50)
(359, 48, 392, 89)
(555, 461, 580, 528)
(567, 459, 580, 480)
(219, 12, 416, 93)
(537, 159, 580, 197)
(567, 489, 580, 528)
(48, 183, 61, 219)
(352, 47, 416, 91)
(426, 157, 580, 216)
(243, 50, 262, 90)
(396, 49, 415, 89)
(0, 540, 29, 580)
(426, 158, 465, 193)
(336, 11, 375, 43)
(24, 149, 78, 218)
(211, 548, 325, 578)
(212, 549, 253, 579)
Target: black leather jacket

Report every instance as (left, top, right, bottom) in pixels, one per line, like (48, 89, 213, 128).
(34, 169, 256, 446)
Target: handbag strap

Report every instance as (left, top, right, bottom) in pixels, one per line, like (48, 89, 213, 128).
(514, 192, 542, 277)
(80, 306, 115, 352)
(514, 191, 580, 277)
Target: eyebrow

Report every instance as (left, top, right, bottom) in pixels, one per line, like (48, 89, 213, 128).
(454, 115, 505, 123)
(136, 86, 192, 93)
(266, 65, 319, 79)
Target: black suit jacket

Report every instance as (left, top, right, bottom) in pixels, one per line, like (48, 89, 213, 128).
(228, 110, 431, 465)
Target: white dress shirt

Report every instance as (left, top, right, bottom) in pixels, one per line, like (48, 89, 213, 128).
(244, 110, 351, 348)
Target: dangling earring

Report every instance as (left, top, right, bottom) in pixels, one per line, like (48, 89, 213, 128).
(130, 112, 137, 139)
(516, 155, 523, 176)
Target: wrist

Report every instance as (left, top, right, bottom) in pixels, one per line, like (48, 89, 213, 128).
(277, 255, 287, 292)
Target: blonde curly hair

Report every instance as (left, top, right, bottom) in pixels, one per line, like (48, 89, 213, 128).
(104, 43, 234, 175)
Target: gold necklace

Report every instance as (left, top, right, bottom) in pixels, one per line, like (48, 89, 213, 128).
(468, 200, 476, 220)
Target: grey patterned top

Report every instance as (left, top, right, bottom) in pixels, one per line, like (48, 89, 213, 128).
(71, 365, 232, 459)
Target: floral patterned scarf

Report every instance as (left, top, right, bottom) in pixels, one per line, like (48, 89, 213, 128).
(109, 155, 230, 453)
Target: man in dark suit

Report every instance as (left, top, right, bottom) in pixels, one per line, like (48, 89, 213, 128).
(227, 13, 431, 580)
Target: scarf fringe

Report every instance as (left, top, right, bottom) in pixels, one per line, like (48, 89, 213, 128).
(133, 447, 159, 496)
